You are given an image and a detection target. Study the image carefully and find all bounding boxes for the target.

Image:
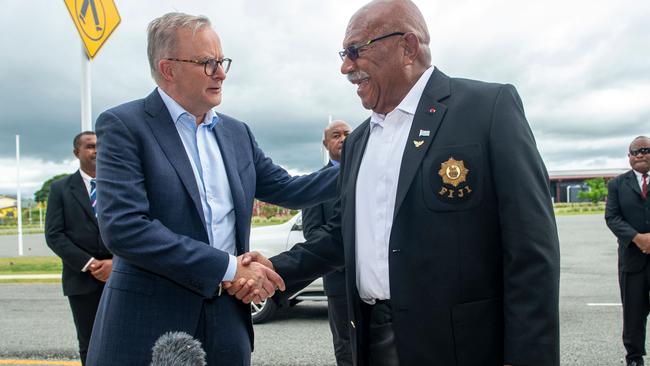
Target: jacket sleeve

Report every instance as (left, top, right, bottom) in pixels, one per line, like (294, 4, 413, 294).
(302, 203, 326, 241)
(95, 111, 229, 298)
(245, 124, 339, 209)
(605, 177, 638, 247)
(44, 179, 93, 270)
(488, 84, 561, 366)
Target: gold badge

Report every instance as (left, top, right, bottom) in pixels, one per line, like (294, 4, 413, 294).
(413, 140, 424, 148)
(438, 157, 469, 187)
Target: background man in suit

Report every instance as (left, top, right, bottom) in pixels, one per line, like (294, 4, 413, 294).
(86, 13, 337, 366)
(235, 0, 561, 365)
(606, 136, 650, 366)
(45, 131, 113, 365)
(302, 120, 352, 366)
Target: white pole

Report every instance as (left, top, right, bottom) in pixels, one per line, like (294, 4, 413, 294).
(322, 115, 332, 165)
(39, 206, 43, 229)
(566, 185, 571, 204)
(81, 46, 92, 131)
(16, 135, 23, 256)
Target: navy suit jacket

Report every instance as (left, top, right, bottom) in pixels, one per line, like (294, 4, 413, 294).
(271, 68, 560, 366)
(87, 89, 337, 365)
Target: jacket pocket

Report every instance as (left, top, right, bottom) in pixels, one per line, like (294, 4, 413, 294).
(422, 144, 483, 212)
(451, 297, 503, 366)
(107, 269, 155, 296)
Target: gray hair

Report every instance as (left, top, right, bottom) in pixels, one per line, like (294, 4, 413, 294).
(147, 12, 211, 84)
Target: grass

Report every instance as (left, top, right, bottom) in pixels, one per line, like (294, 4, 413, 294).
(553, 202, 605, 216)
(0, 256, 62, 275)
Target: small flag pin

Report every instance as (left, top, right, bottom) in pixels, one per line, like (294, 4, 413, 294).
(419, 130, 430, 137)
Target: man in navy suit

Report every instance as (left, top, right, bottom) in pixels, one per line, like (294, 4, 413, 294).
(45, 131, 112, 365)
(606, 136, 650, 366)
(86, 12, 337, 366)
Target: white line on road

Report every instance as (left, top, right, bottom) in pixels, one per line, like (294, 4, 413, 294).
(587, 303, 622, 306)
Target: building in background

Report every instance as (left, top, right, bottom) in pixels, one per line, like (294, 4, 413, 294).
(549, 169, 628, 203)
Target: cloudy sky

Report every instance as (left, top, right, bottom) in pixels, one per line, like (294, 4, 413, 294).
(0, 0, 648, 198)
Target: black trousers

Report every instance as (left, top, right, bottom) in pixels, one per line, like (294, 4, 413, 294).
(68, 288, 103, 366)
(361, 300, 400, 366)
(620, 264, 650, 362)
(327, 294, 353, 366)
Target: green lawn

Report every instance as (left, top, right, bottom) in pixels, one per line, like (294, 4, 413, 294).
(0, 256, 62, 275)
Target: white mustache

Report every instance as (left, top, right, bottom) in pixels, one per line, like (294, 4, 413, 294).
(347, 71, 370, 83)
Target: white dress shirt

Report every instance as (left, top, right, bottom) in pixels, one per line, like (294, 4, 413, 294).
(355, 66, 434, 302)
(634, 169, 648, 190)
(79, 169, 97, 272)
(158, 88, 238, 282)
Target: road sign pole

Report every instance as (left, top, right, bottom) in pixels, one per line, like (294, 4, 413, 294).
(81, 45, 92, 131)
(16, 135, 23, 256)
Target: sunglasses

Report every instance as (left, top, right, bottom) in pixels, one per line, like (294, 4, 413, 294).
(338, 32, 405, 61)
(630, 147, 650, 156)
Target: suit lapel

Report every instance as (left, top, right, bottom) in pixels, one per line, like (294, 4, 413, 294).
(213, 119, 247, 253)
(143, 90, 206, 229)
(393, 68, 451, 220)
(625, 170, 643, 198)
(69, 171, 98, 226)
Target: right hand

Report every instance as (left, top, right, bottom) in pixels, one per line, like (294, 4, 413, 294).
(634, 233, 650, 253)
(225, 254, 285, 304)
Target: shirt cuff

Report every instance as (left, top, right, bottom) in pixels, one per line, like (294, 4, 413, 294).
(81, 257, 95, 272)
(221, 254, 237, 282)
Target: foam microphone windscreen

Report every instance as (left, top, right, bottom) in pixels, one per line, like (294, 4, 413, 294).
(150, 331, 207, 366)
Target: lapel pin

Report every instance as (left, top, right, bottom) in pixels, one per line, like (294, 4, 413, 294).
(419, 130, 430, 137)
(413, 140, 424, 148)
(429, 106, 437, 114)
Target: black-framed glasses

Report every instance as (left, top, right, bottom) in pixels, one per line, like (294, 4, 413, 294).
(630, 147, 650, 156)
(338, 32, 405, 61)
(164, 57, 232, 76)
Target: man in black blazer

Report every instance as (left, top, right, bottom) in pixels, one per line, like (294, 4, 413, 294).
(302, 120, 352, 366)
(45, 131, 112, 365)
(606, 136, 650, 366)
(233, 1, 560, 365)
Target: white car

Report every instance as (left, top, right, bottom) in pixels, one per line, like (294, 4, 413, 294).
(249, 213, 326, 323)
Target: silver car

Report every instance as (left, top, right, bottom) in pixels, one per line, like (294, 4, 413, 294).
(249, 213, 326, 323)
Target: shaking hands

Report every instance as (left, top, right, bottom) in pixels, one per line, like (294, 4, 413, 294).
(222, 252, 285, 304)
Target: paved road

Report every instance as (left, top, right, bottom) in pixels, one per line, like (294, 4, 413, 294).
(0, 214, 636, 365)
(0, 234, 54, 257)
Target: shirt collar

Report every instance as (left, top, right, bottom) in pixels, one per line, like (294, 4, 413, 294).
(369, 65, 435, 126)
(330, 159, 340, 167)
(634, 169, 648, 178)
(79, 168, 94, 183)
(157, 87, 220, 130)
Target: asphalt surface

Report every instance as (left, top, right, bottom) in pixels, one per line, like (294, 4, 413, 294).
(0, 214, 637, 365)
(0, 233, 54, 257)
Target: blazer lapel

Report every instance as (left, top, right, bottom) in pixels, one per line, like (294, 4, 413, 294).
(143, 90, 206, 229)
(69, 171, 98, 226)
(625, 170, 643, 198)
(393, 68, 450, 220)
(213, 119, 247, 254)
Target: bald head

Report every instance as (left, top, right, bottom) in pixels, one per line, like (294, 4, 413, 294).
(628, 135, 650, 174)
(324, 120, 352, 162)
(348, 0, 431, 66)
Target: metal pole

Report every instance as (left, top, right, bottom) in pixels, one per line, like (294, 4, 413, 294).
(39, 206, 43, 229)
(566, 185, 570, 203)
(81, 46, 92, 131)
(16, 135, 23, 256)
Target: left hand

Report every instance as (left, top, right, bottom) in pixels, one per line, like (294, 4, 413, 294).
(89, 259, 112, 282)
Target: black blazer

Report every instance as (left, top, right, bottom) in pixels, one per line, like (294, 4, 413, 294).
(302, 162, 346, 296)
(605, 170, 650, 272)
(271, 68, 560, 366)
(45, 171, 112, 296)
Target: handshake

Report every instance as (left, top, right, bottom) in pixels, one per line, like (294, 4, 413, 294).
(222, 252, 284, 304)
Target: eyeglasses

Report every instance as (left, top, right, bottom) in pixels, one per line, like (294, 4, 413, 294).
(164, 57, 232, 76)
(630, 147, 650, 156)
(338, 32, 405, 61)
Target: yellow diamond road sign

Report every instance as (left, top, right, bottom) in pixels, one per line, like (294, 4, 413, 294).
(64, 0, 121, 59)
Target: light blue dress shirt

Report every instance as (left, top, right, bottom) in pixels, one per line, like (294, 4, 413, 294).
(158, 88, 237, 282)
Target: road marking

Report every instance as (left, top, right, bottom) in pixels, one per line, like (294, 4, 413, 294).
(0, 360, 79, 365)
(587, 303, 622, 306)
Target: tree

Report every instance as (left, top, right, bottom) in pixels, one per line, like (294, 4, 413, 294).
(34, 174, 69, 204)
(578, 177, 608, 204)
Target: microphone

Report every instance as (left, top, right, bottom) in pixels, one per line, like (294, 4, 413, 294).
(151, 331, 207, 366)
